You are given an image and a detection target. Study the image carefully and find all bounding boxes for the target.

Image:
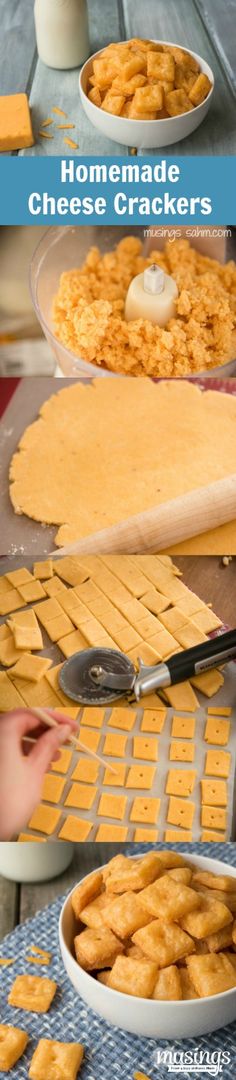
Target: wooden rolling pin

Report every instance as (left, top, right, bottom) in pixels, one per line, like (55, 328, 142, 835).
(52, 474, 236, 557)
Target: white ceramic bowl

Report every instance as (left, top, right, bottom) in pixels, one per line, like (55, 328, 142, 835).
(59, 851, 236, 1039)
(79, 41, 214, 149)
(0, 841, 74, 883)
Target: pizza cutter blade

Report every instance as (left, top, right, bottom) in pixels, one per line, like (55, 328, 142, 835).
(58, 648, 137, 705)
(58, 630, 236, 706)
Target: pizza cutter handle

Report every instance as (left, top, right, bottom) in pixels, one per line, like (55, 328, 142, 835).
(134, 629, 236, 698)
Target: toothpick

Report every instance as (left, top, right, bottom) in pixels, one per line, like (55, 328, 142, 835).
(23, 707, 119, 776)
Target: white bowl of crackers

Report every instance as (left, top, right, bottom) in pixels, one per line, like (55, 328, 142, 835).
(79, 39, 214, 149)
(59, 849, 236, 1039)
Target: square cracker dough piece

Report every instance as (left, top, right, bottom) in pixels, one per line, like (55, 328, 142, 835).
(72, 758, 99, 783)
(191, 609, 222, 634)
(134, 828, 159, 841)
(43, 576, 67, 597)
(6, 568, 33, 587)
(10, 653, 52, 682)
(108, 707, 137, 731)
(191, 669, 224, 697)
(201, 805, 227, 831)
(53, 556, 90, 586)
(58, 816, 92, 841)
(28, 804, 61, 835)
(33, 559, 53, 579)
(8, 674, 61, 709)
(98, 793, 127, 820)
(174, 624, 208, 649)
(18, 581, 45, 603)
(0, 589, 24, 616)
(95, 824, 128, 841)
(204, 749, 231, 778)
(33, 597, 64, 626)
(76, 729, 100, 753)
(167, 796, 195, 829)
(28, 1038, 84, 1080)
(8, 974, 57, 1013)
(128, 642, 161, 666)
(171, 715, 196, 739)
(201, 830, 227, 841)
(208, 706, 232, 716)
(0, 671, 25, 710)
(103, 763, 127, 787)
(166, 769, 196, 797)
(9, 609, 43, 650)
(170, 741, 195, 762)
(201, 779, 227, 807)
(165, 829, 192, 841)
(141, 709, 166, 733)
(58, 628, 87, 657)
(204, 716, 230, 745)
(41, 773, 66, 804)
(129, 797, 160, 824)
(45, 613, 74, 642)
(103, 732, 127, 757)
(133, 736, 158, 762)
(52, 748, 73, 774)
(126, 765, 156, 789)
(0, 1024, 29, 1071)
(0, 637, 23, 667)
(64, 782, 97, 810)
(163, 681, 199, 711)
(81, 706, 105, 729)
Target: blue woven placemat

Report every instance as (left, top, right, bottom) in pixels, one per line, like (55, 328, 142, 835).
(1, 843, 236, 1079)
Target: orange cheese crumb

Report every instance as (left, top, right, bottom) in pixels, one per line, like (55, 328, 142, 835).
(64, 137, 79, 149)
(39, 131, 54, 139)
(52, 106, 68, 117)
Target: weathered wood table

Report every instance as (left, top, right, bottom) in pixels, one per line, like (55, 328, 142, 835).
(0, 843, 128, 940)
(0, 0, 235, 155)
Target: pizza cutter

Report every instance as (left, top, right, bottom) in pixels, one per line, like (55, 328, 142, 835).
(58, 629, 236, 705)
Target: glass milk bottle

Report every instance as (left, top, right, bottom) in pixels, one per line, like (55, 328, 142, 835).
(34, 0, 90, 70)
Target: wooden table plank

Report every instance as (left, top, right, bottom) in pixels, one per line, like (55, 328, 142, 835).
(0, 876, 19, 938)
(194, 0, 236, 93)
(0, 0, 36, 96)
(123, 0, 236, 154)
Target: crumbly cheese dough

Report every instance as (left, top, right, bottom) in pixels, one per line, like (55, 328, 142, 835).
(53, 236, 236, 376)
(9, 379, 236, 552)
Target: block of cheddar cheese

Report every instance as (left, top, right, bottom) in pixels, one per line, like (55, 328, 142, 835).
(0, 93, 34, 151)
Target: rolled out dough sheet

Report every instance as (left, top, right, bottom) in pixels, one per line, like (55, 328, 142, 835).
(9, 378, 236, 553)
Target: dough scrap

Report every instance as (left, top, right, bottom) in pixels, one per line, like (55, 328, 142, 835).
(9, 379, 236, 553)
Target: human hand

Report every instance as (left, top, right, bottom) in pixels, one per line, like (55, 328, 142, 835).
(0, 709, 77, 840)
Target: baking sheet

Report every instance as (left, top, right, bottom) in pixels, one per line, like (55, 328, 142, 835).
(0, 554, 235, 841)
(18, 664, 236, 844)
(0, 377, 236, 558)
